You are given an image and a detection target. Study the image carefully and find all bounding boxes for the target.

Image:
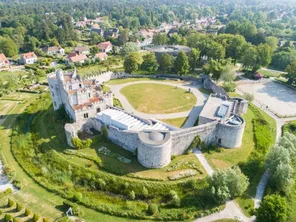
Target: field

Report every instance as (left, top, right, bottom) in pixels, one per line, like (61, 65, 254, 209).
(258, 68, 286, 77)
(106, 77, 183, 85)
(120, 83, 197, 114)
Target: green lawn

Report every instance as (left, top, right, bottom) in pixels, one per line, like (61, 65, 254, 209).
(283, 120, 296, 135)
(160, 117, 188, 128)
(120, 83, 196, 114)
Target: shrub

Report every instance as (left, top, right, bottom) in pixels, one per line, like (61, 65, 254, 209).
(129, 190, 136, 200)
(71, 137, 83, 149)
(33, 213, 40, 222)
(13, 179, 22, 190)
(185, 135, 201, 154)
(7, 199, 14, 207)
(222, 82, 236, 92)
(16, 203, 23, 212)
(101, 126, 108, 140)
(25, 208, 32, 216)
(63, 200, 85, 217)
(13, 218, 21, 222)
(73, 192, 83, 202)
(147, 203, 158, 215)
(43, 218, 49, 222)
(4, 214, 13, 222)
(244, 93, 254, 102)
(142, 187, 148, 198)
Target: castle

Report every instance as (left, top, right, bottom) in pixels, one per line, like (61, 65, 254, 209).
(47, 70, 248, 169)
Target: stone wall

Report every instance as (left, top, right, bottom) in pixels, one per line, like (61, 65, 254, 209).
(170, 121, 218, 155)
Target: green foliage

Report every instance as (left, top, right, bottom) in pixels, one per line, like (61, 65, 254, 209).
(7, 198, 14, 207)
(142, 187, 149, 198)
(222, 82, 236, 92)
(73, 192, 83, 202)
(101, 126, 108, 140)
(0, 37, 18, 57)
(13, 218, 21, 222)
(16, 203, 24, 212)
(71, 137, 92, 150)
(158, 53, 173, 73)
(220, 65, 236, 82)
(168, 190, 181, 207)
(25, 208, 32, 216)
(208, 166, 249, 204)
(43, 218, 49, 222)
(129, 190, 136, 200)
(4, 214, 13, 222)
(120, 42, 140, 56)
(33, 213, 40, 222)
(189, 48, 200, 71)
(253, 119, 273, 154)
(285, 60, 296, 86)
(256, 194, 287, 222)
(185, 135, 201, 154)
(124, 53, 141, 73)
(174, 51, 189, 75)
(63, 200, 85, 217)
(147, 203, 158, 215)
(152, 33, 168, 45)
(141, 53, 159, 73)
(244, 93, 254, 102)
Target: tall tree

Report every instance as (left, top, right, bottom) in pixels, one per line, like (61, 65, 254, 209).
(188, 48, 200, 72)
(158, 53, 173, 73)
(141, 53, 159, 73)
(124, 53, 141, 74)
(120, 42, 140, 56)
(0, 37, 18, 57)
(174, 51, 189, 75)
(152, 33, 168, 45)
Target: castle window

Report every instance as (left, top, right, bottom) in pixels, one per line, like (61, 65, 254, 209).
(83, 113, 89, 118)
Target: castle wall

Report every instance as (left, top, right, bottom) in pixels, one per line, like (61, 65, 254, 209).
(216, 121, 245, 148)
(138, 138, 171, 168)
(170, 121, 218, 155)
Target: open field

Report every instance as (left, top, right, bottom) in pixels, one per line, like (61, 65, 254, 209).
(120, 83, 197, 114)
(258, 68, 285, 77)
(106, 77, 183, 85)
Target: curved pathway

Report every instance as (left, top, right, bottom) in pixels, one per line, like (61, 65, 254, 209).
(107, 81, 208, 127)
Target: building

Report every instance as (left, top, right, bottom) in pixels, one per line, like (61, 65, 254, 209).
(66, 54, 88, 64)
(95, 52, 108, 61)
(74, 46, 89, 55)
(91, 24, 103, 35)
(20, 52, 37, 64)
(0, 53, 9, 67)
(103, 28, 119, 39)
(48, 72, 249, 169)
(47, 70, 113, 122)
(43, 46, 65, 55)
(149, 45, 191, 58)
(97, 41, 113, 53)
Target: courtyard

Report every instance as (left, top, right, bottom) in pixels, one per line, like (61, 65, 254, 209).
(237, 81, 296, 117)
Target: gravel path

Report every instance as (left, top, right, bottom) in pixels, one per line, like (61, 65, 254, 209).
(193, 148, 214, 176)
(107, 80, 208, 128)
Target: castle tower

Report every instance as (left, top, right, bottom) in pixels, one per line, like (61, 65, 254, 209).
(56, 69, 64, 82)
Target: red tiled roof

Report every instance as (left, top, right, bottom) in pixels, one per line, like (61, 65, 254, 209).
(0, 53, 8, 63)
(22, 52, 37, 59)
(97, 41, 112, 50)
(69, 54, 88, 63)
(72, 97, 100, 110)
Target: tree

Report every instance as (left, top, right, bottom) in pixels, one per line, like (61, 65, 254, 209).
(124, 53, 141, 73)
(244, 93, 254, 102)
(285, 60, 296, 85)
(265, 36, 278, 52)
(159, 53, 173, 73)
(222, 82, 236, 92)
(141, 53, 159, 73)
(90, 46, 99, 56)
(189, 48, 200, 72)
(142, 186, 148, 198)
(120, 42, 140, 56)
(152, 33, 168, 45)
(256, 194, 287, 222)
(0, 37, 18, 57)
(272, 162, 294, 194)
(23, 36, 40, 52)
(147, 203, 158, 215)
(226, 35, 247, 63)
(129, 190, 136, 200)
(50, 37, 60, 47)
(174, 51, 189, 75)
(90, 32, 103, 45)
(257, 43, 272, 68)
(119, 29, 129, 45)
(208, 166, 249, 203)
(168, 33, 181, 45)
(220, 65, 236, 82)
(241, 45, 259, 72)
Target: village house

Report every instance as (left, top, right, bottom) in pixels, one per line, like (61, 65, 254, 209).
(43, 46, 65, 55)
(0, 53, 9, 67)
(95, 52, 108, 61)
(74, 46, 90, 55)
(66, 53, 88, 64)
(20, 52, 37, 64)
(97, 41, 113, 53)
(103, 28, 119, 39)
(91, 24, 103, 35)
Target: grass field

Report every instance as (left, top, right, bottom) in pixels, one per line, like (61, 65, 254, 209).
(258, 68, 285, 77)
(160, 117, 188, 128)
(120, 83, 197, 114)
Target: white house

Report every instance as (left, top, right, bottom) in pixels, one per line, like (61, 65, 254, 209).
(20, 52, 37, 64)
(43, 46, 65, 55)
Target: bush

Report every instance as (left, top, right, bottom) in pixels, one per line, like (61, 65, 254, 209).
(13, 179, 22, 190)
(142, 187, 148, 198)
(63, 200, 85, 217)
(185, 135, 201, 154)
(13, 218, 21, 222)
(16, 203, 23, 212)
(244, 93, 254, 102)
(129, 190, 136, 200)
(33, 213, 40, 222)
(25, 208, 32, 216)
(73, 192, 83, 202)
(147, 203, 158, 215)
(7, 199, 14, 207)
(43, 218, 49, 222)
(222, 82, 236, 92)
(4, 214, 13, 222)
(101, 126, 108, 140)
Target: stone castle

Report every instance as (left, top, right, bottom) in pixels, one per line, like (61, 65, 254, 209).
(47, 70, 248, 169)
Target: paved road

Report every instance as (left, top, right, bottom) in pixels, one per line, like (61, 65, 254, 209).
(107, 80, 209, 127)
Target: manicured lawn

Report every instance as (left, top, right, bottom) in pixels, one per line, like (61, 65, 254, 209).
(120, 83, 197, 114)
(160, 117, 188, 128)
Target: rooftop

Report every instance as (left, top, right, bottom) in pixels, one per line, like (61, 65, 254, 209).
(96, 108, 170, 131)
